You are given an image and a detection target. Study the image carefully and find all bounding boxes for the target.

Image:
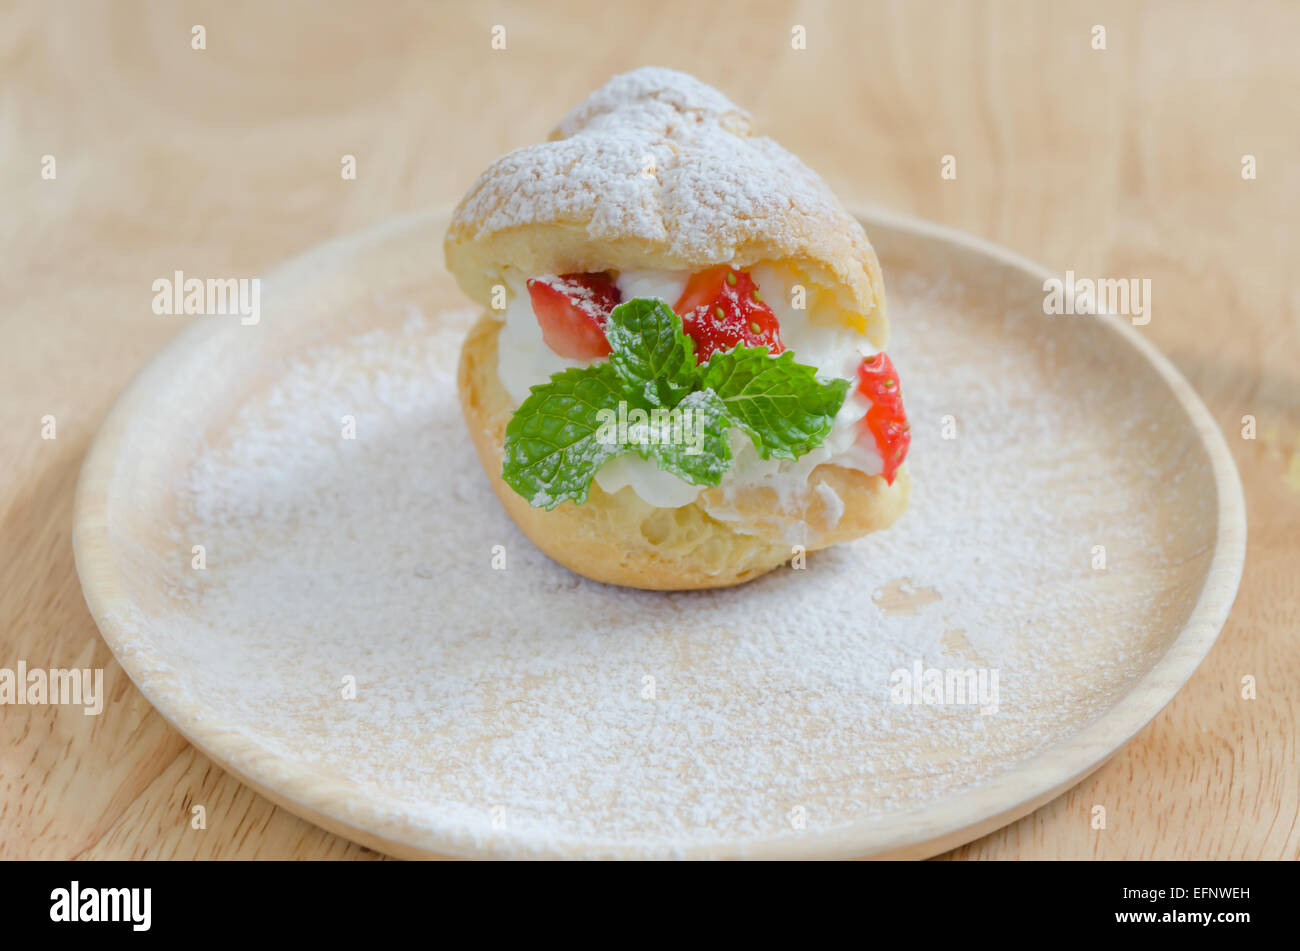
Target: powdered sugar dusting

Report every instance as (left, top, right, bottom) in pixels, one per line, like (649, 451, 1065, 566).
(115, 257, 1211, 858)
(554, 66, 748, 139)
(450, 67, 867, 265)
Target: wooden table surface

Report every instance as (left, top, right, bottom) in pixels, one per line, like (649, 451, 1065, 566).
(2, 0, 1296, 860)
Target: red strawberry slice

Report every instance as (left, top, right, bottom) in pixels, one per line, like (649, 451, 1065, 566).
(856, 351, 904, 407)
(856, 352, 910, 484)
(673, 265, 784, 363)
(527, 272, 621, 360)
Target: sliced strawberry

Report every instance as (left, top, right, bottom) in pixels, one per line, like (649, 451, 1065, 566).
(856, 352, 910, 484)
(527, 272, 621, 360)
(673, 265, 783, 363)
(856, 351, 902, 409)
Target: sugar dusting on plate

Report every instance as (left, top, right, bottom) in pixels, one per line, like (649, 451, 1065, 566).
(116, 268, 1202, 858)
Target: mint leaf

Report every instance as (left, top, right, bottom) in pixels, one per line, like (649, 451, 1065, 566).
(502, 362, 646, 509)
(700, 346, 851, 460)
(500, 297, 855, 509)
(605, 298, 696, 408)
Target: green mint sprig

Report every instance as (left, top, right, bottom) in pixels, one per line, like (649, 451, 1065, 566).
(501, 298, 850, 509)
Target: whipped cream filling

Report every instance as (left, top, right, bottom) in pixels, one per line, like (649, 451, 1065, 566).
(492, 265, 885, 517)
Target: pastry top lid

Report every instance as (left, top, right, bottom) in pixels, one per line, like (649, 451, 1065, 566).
(445, 67, 886, 344)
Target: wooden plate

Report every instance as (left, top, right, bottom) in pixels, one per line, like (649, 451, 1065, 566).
(73, 209, 1246, 859)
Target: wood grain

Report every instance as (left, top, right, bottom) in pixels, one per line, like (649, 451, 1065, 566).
(1, 0, 1296, 859)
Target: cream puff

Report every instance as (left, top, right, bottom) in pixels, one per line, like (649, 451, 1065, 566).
(447, 67, 910, 590)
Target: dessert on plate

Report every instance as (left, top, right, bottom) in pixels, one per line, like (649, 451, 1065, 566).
(446, 66, 910, 590)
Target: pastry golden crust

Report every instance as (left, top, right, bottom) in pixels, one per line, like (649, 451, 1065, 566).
(444, 66, 889, 347)
(458, 314, 909, 590)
